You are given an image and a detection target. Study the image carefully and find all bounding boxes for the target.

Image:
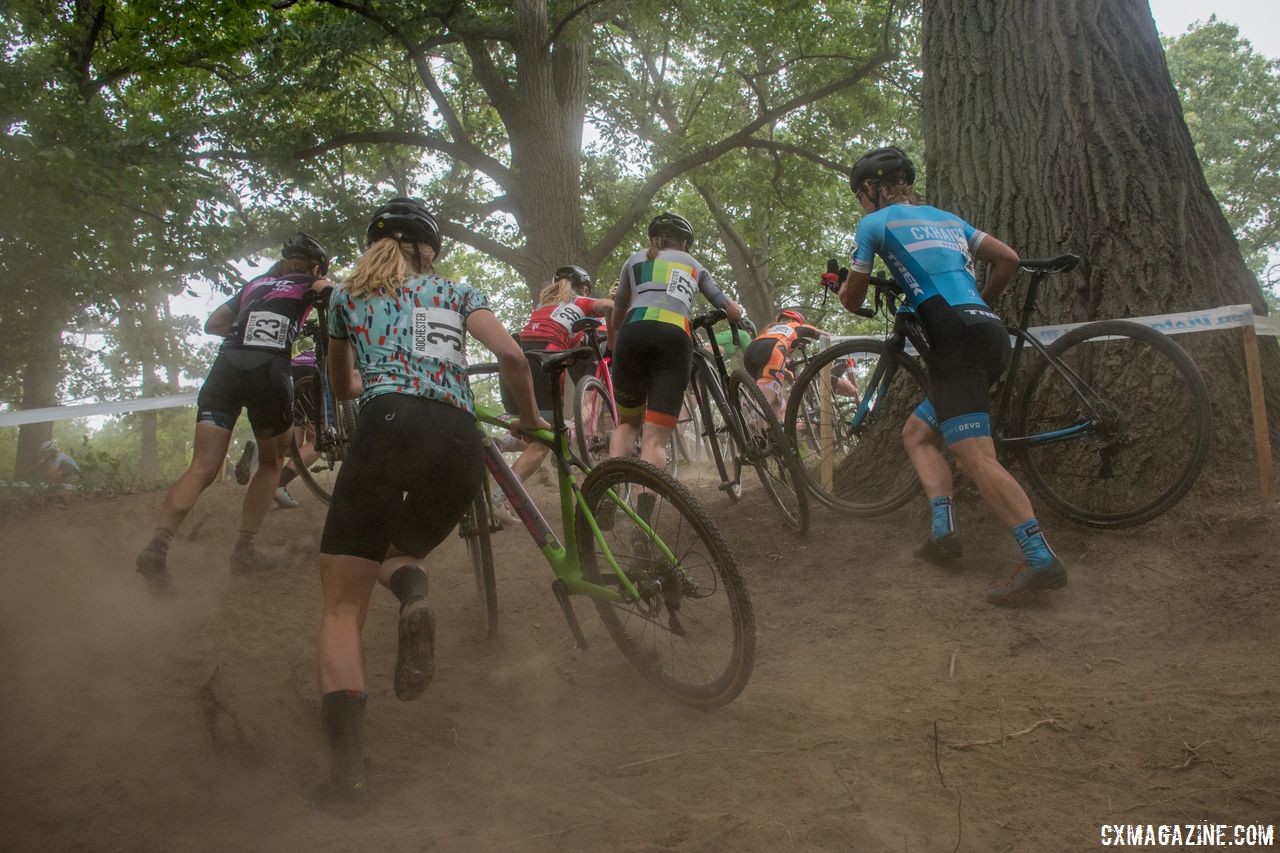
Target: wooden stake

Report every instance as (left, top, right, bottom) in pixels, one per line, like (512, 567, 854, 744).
(1242, 323, 1273, 500)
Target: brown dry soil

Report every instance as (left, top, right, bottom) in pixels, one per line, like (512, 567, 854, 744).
(1, 472, 1277, 853)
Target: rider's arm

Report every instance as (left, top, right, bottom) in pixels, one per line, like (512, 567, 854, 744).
(608, 274, 631, 352)
(589, 298, 614, 316)
(974, 235, 1020, 304)
(204, 304, 235, 336)
(326, 339, 363, 400)
(466, 310, 548, 431)
(839, 271, 871, 313)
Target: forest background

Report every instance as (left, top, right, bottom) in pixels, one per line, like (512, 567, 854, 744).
(0, 0, 1277, 487)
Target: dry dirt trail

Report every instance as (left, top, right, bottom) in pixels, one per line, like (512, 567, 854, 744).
(2, 473, 1277, 852)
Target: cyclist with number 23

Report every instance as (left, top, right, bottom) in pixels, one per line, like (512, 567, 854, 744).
(835, 146, 1067, 606)
(135, 232, 332, 595)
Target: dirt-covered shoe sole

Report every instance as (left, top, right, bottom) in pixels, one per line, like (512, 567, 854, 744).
(394, 599, 436, 701)
(986, 560, 1068, 606)
(300, 778, 368, 819)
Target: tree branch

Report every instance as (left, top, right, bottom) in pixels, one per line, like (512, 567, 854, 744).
(545, 0, 620, 51)
(586, 40, 894, 266)
(737, 139, 850, 175)
(437, 218, 523, 270)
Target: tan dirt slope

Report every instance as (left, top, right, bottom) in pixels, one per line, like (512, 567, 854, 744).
(1, 478, 1277, 852)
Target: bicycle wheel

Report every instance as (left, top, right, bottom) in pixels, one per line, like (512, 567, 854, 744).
(729, 367, 810, 534)
(573, 375, 617, 467)
(693, 364, 743, 501)
(459, 489, 498, 638)
(576, 458, 755, 707)
(783, 338, 926, 516)
(289, 377, 358, 504)
(1015, 319, 1211, 527)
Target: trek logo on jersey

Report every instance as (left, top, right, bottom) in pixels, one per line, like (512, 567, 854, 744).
(412, 307, 465, 365)
(888, 257, 923, 297)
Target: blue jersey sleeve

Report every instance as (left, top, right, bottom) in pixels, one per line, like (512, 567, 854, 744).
(963, 220, 987, 253)
(456, 282, 491, 319)
(850, 212, 884, 274)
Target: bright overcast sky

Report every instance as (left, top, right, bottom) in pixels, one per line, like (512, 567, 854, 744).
(1147, 0, 1279, 57)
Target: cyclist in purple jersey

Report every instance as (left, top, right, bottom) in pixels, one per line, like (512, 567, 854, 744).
(836, 146, 1066, 606)
(306, 198, 546, 814)
(135, 232, 332, 595)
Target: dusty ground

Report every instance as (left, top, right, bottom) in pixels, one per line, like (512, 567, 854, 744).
(1, 469, 1278, 852)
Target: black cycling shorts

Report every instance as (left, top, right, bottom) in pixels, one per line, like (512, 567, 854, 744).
(499, 338, 560, 420)
(918, 298, 1010, 424)
(611, 320, 693, 429)
(292, 364, 321, 426)
(320, 394, 484, 563)
(196, 350, 294, 438)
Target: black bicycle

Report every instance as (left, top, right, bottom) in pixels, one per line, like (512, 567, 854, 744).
(784, 255, 1212, 528)
(689, 310, 810, 534)
(288, 304, 360, 503)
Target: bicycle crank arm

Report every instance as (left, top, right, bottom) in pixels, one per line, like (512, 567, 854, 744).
(551, 578, 589, 650)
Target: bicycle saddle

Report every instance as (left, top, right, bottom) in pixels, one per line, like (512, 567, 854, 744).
(525, 346, 594, 374)
(1019, 254, 1080, 274)
(571, 317, 603, 333)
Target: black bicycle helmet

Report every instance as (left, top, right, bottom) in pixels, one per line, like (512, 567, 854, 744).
(647, 211, 695, 246)
(849, 146, 916, 193)
(554, 264, 593, 292)
(282, 231, 329, 275)
(366, 197, 442, 254)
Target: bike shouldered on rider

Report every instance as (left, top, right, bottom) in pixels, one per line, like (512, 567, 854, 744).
(832, 146, 1068, 607)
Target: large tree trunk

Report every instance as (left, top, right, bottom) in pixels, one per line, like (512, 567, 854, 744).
(921, 0, 1280, 468)
(13, 305, 65, 481)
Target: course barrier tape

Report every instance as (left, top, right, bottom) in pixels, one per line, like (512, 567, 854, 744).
(821, 303, 1276, 354)
(2, 304, 1276, 428)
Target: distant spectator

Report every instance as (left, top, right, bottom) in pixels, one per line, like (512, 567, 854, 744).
(38, 440, 80, 485)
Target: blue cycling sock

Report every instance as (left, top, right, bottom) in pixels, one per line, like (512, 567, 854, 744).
(1011, 518, 1056, 570)
(929, 496, 955, 540)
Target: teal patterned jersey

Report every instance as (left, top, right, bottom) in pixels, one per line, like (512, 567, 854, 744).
(328, 275, 491, 414)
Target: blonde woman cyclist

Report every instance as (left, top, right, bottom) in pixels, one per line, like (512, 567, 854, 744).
(607, 213, 743, 487)
(306, 198, 545, 812)
(495, 265, 612, 520)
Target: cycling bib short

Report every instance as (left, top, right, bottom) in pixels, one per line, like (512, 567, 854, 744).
(196, 349, 295, 438)
(611, 320, 693, 429)
(910, 299, 1010, 444)
(320, 394, 484, 563)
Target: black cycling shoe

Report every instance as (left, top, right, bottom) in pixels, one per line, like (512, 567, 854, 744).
(136, 546, 175, 597)
(229, 544, 280, 575)
(300, 777, 368, 818)
(233, 440, 257, 485)
(394, 598, 436, 701)
(986, 558, 1068, 607)
(914, 533, 962, 566)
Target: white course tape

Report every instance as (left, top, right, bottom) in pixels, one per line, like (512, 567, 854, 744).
(822, 303, 1275, 351)
(0, 393, 198, 428)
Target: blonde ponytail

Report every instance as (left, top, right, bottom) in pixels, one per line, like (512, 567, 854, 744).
(346, 239, 436, 297)
(538, 279, 575, 306)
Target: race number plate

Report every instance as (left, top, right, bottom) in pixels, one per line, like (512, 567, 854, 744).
(665, 267, 697, 308)
(550, 302, 587, 332)
(243, 311, 290, 349)
(412, 307, 466, 365)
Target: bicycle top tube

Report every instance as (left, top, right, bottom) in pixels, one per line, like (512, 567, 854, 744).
(475, 402, 556, 446)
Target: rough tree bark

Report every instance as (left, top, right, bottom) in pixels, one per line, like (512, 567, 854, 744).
(13, 303, 65, 481)
(921, 0, 1280, 460)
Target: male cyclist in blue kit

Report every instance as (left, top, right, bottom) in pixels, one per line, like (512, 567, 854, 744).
(834, 146, 1067, 606)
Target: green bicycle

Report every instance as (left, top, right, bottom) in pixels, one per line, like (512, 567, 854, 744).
(457, 345, 756, 708)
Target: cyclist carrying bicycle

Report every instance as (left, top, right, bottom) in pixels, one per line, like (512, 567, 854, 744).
(496, 265, 613, 518)
(307, 197, 546, 813)
(836, 146, 1067, 606)
(607, 212, 744, 485)
(135, 232, 332, 595)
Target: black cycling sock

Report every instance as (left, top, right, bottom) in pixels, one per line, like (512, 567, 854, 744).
(278, 466, 298, 487)
(150, 527, 174, 555)
(636, 492, 657, 523)
(388, 565, 428, 611)
(320, 690, 367, 787)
